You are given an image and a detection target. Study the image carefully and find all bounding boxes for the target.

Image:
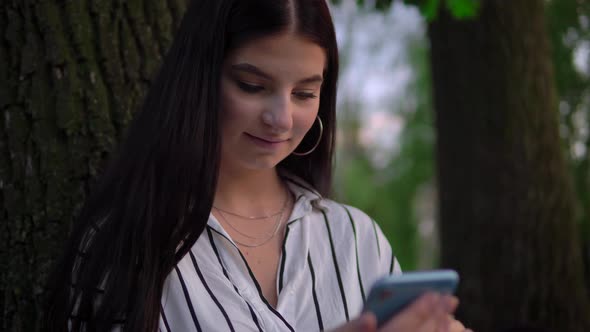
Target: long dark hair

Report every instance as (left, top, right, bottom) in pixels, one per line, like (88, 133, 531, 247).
(45, 0, 339, 331)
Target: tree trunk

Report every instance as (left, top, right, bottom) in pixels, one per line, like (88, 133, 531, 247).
(428, 1, 590, 331)
(0, 0, 186, 330)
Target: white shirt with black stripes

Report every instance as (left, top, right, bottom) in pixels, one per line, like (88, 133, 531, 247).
(158, 174, 402, 332)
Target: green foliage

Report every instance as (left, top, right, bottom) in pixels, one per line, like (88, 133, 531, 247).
(445, 0, 480, 18)
(547, 0, 590, 277)
(343, 0, 481, 19)
(336, 37, 435, 270)
(382, 39, 436, 269)
(351, 0, 396, 10)
(404, 0, 440, 19)
(404, 0, 480, 20)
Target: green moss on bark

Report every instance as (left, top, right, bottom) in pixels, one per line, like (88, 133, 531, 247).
(1, 1, 187, 330)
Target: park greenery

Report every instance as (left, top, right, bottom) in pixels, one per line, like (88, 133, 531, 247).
(336, 0, 590, 274)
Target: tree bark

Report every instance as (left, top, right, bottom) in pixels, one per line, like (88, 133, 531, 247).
(0, 0, 186, 330)
(428, 1, 590, 331)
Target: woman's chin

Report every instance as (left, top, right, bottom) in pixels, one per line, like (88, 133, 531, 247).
(234, 156, 285, 172)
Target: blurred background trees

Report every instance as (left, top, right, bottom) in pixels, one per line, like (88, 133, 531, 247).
(1, 0, 589, 331)
(335, 0, 590, 330)
(548, 0, 590, 301)
(428, 1, 589, 331)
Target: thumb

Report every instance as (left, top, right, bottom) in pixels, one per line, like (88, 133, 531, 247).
(351, 312, 378, 332)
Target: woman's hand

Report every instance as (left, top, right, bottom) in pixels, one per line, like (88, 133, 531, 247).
(330, 293, 469, 332)
(449, 315, 473, 332)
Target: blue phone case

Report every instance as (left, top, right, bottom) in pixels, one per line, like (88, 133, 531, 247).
(363, 269, 459, 327)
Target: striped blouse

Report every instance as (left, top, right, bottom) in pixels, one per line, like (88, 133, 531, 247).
(158, 174, 402, 331)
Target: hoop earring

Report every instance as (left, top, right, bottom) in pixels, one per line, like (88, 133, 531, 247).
(292, 116, 323, 156)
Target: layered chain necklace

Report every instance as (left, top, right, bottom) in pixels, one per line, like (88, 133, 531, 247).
(213, 186, 290, 248)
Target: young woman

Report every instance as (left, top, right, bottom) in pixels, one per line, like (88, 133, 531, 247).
(46, 0, 470, 331)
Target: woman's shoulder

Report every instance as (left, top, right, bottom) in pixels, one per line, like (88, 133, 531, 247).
(318, 197, 373, 223)
(281, 172, 386, 241)
(315, 198, 383, 240)
(315, 197, 401, 275)
(317, 198, 374, 223)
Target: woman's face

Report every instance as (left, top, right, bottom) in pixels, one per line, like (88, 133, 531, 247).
(219, 32, 326, 172)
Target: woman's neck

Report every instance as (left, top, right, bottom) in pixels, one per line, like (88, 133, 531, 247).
(214, 166, 288, 216)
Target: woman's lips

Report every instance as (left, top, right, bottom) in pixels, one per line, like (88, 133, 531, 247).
(245, 133, 289, 149)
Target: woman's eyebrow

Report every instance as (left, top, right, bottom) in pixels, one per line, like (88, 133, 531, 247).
(297, 74, 323, 85)
(231, 63, 272, 79)
(230, 63, 323, 84)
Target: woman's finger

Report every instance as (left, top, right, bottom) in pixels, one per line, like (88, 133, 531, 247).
(448, 316, 466, 332)
(441, 295, 459, 314)
(379, 293, 446, 331)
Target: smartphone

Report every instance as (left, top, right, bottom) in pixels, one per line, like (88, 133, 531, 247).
(363, 269, 459, 327)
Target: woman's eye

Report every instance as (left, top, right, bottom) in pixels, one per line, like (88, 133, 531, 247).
(293, 91, 318, 100)
(237, 81, 264, 93)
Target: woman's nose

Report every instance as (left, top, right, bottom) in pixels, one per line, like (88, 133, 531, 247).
(262, 93, 293, 133)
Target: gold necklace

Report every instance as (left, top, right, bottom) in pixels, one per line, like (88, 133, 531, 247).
(213, 189, 289, 220)
(215, 207, 285, 248)
(215, 207, 282, 240)
(213, 186, 291, 248)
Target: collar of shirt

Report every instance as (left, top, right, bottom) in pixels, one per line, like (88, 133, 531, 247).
(206, 172, 330, 241)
